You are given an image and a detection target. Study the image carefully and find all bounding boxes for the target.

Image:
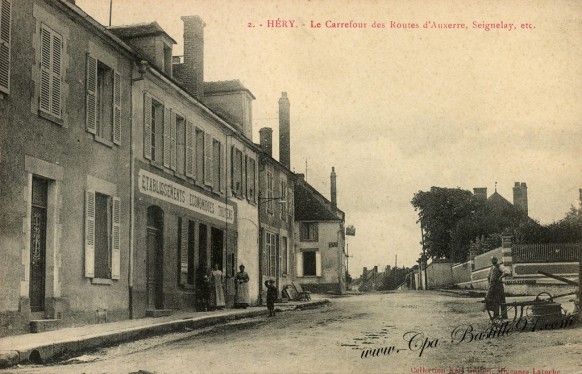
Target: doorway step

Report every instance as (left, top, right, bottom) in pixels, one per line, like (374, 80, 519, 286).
(145, 309, 173, 318)
(30, 319, 62, 333)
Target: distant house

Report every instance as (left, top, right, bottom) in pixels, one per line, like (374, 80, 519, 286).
(294, 169, 346, 294)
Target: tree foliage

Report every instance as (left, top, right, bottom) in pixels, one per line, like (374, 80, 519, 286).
(412, 187, 581, 262)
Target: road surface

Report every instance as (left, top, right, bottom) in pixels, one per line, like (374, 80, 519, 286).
(5, 291, 581, 374)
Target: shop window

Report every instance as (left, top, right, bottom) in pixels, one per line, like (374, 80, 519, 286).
(303, 252, 316, 276)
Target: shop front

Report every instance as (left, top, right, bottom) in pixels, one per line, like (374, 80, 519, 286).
(131, 167, 236, 317)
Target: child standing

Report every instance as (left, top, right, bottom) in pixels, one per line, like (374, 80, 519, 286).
(265, 279, 278, 317)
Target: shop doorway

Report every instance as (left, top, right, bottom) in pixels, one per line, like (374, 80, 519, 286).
(211, 228, 224, 270)
(146, 206, 164, 310)
(30, 177, 48, 313)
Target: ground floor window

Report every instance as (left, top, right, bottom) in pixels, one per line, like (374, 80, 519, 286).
(297, 250, 321, 277)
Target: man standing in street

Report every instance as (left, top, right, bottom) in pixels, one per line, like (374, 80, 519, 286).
(486, 256, 510, 319)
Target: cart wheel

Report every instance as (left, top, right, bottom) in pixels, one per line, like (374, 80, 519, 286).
(535, 292, 554, 303)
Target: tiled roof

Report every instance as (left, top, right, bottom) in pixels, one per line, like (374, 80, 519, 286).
(204, 80, 256, 99)
(108, 22, 176, 44)
(294, 179, 344, 221)
(487, 191, 513, 208)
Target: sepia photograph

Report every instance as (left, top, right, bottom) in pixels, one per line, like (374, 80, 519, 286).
(0, 0, 581, 373)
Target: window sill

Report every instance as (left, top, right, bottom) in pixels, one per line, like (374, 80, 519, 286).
(150, 161, 165, 171)
(94, 136, 114, 148)
(299, 275, 319, 278)
(91, 278, 113, 285)
(38, 110, 65, 127)
(300, 239, 319, 243)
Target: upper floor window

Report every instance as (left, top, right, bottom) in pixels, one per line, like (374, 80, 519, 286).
(246, 157, 256, 202)
(175, 114, 186, 174)
(231, 147, 243, 197)
(280, 180, 287, 220)
(144, 96, 164, 162)
(0, 0, 12, 95)
(266, 169, 274, 212)
(39, 25, 62, 119)
(300, 222, 318, 242)
(86, 55, 121, 144)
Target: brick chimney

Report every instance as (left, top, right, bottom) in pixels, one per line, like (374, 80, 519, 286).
(279, 92, 290, 168)
(181, 16, 205, 99)
(512, 182, 528, 216)
(259, 127, 273, 157)
(473, 187, 487, 200)
(330, 167, 337, 209)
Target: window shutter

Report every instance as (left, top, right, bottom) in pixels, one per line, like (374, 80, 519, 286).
(179, 218, 188, 286)
(243, 155, 248, 199)
(143, 93, 152, 160)
(111, 197, 121, 280)
(204, 133, 213, 186)
(163, 107, 171, 167)
(220, 143, 226, 193)
(113, 71, 121, 145)
(170, 113, 176, 170)
(230, 146, 236, 194)
(85, 54, 97, 134)
(0, 0, 12, 93)
(185, 120, 194, 177)
(315, 251, 322, 276)
(296, 252, 303, 277)
(246, 158, 252, 201)
(39, 28, 51, 114)
(50, 32, 62, 118)
(85, 190, 96, 278)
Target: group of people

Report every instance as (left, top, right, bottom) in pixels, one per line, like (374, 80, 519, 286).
(198, 264, 277, 316)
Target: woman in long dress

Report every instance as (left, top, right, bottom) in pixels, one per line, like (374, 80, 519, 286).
(234, 264, 251, 309)
(209, 264, 225, 310)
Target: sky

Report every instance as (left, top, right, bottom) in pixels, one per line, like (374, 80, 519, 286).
(76, 0, 582, 273)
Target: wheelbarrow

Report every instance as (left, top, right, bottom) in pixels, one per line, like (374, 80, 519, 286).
(487, 291, 567, 324)
(486, 269, 579, 324)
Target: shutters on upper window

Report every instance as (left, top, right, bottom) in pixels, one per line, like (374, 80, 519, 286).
(204, 133, 213, 186)
(185, 120, 194, 177)
(143, 93, 152, 160)
(39, 26, 62, 118)
(85, 55, 98, 134)
(0, 0, 12, 94)
(113, 71, 121, 144)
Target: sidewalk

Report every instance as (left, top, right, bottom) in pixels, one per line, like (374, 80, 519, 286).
(0, 297, 330, 369)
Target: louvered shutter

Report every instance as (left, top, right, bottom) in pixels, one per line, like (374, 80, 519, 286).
(246, 157, 253, 201)
(113, 71, 121, 145)
(170, 112, 176, 170)
(185, 120, 194, 177)
(220, 143, 226, 193)
(230, 146, 236, 193)
(204, 133, 213, 186)
(85, 190, 96, 278)
(163, 107, 171, 167)
(50, 32, 62, 117)
(179, 218, 188, 286)
(0, 0, 12, 93)
(296, 251, 303, 277)
(85, 55, 97, 134)
(111, 197, 121, 280)
(315, 251, 321, 276)
(143, 93, 152, 160)
(243, 155, 248, 199)
(39, 28, 51, 113)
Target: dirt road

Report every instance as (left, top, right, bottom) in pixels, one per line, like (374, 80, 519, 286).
(5, 291, 581, 374)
